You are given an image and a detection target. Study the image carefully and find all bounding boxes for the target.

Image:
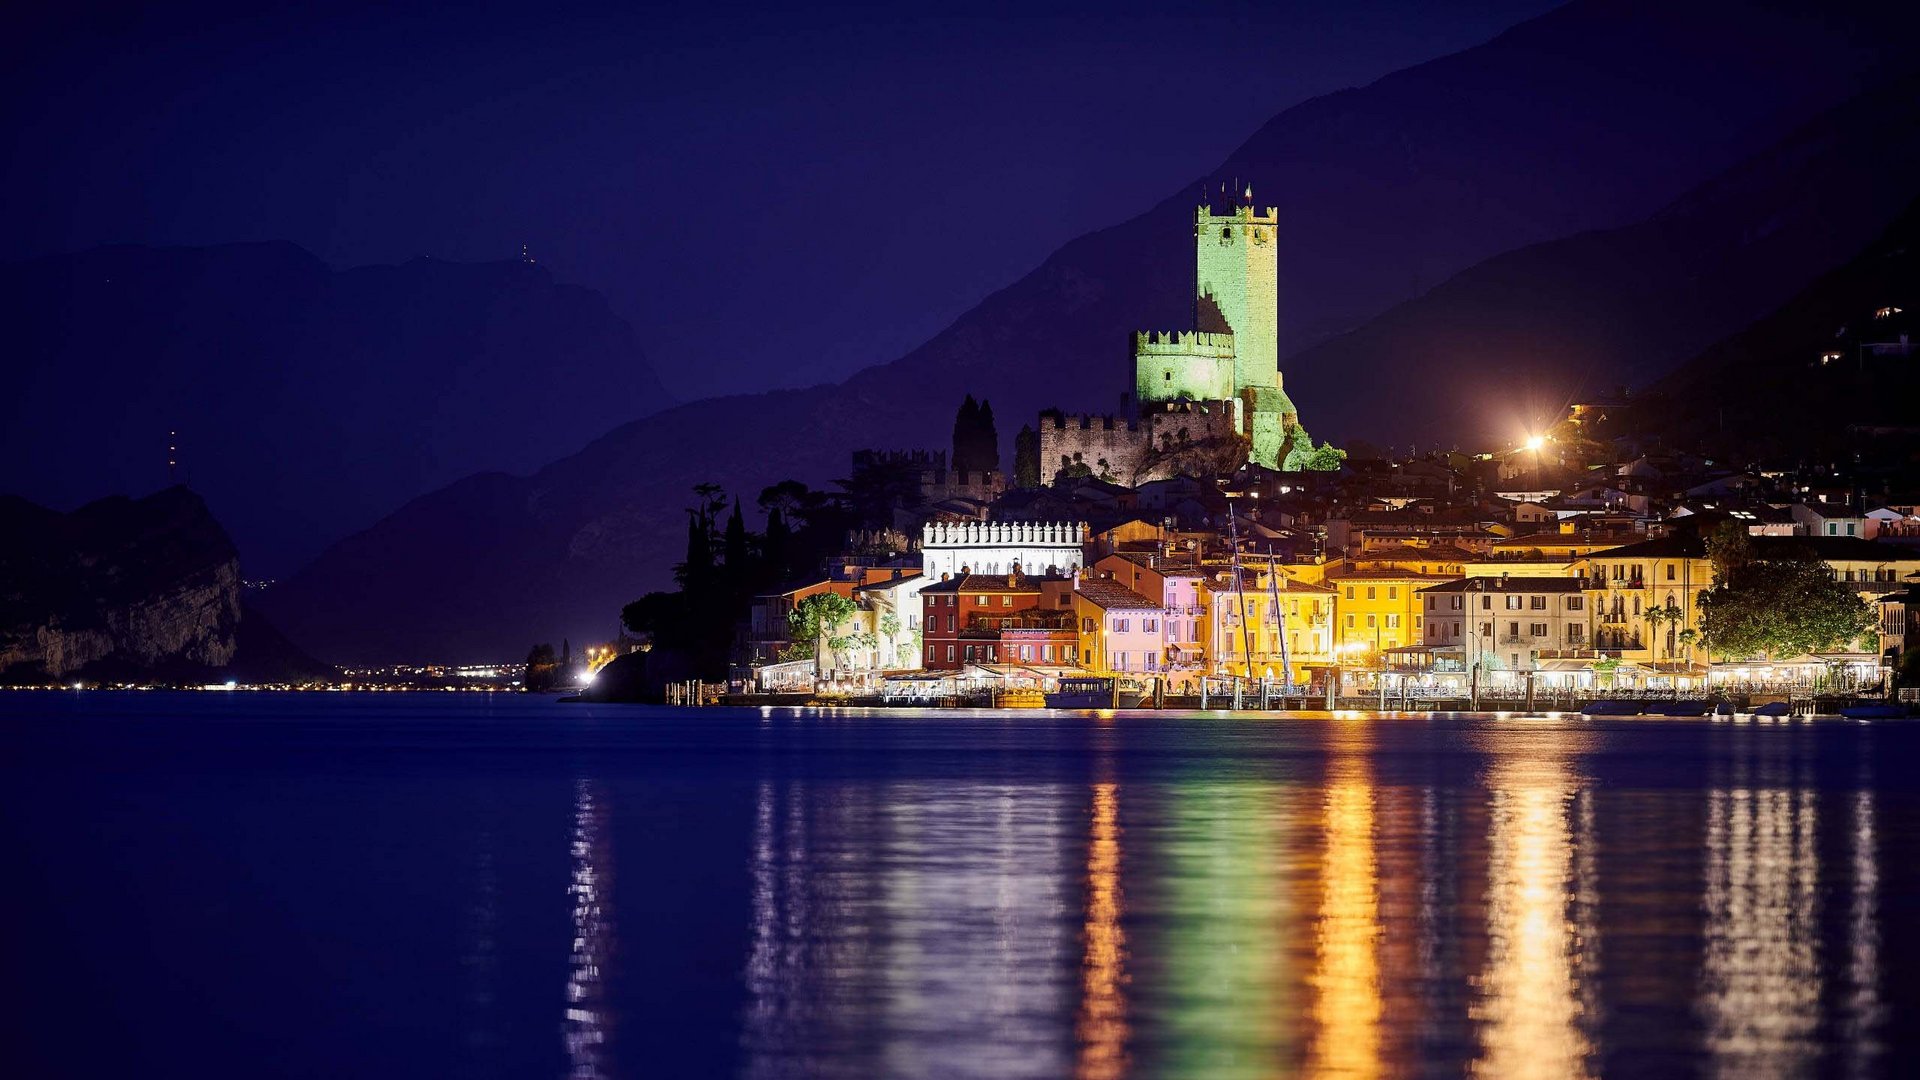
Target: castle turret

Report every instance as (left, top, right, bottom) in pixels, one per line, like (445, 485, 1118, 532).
(1194, 193, 1279, 395)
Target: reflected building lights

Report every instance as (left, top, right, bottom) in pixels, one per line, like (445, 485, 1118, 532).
(1472, 758, 1592, 1080)
(564, 779, 613, 1079)
(1308, 761, 1382, 1079)
(1075, 781, 1129, 1080)
(1844, 753, 1885, 1078)
(1699, 741, 1820, 1079)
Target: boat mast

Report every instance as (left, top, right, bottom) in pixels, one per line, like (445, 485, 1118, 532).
(1227, 513, 1254, 678)
(1267, 545, 1291, 689)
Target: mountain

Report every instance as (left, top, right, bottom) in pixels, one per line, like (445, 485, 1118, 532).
(0, 244, 674, 574)
(1639, 195, 1920, 458)
(1, 487, 239, 679)
(1280, 70, 1920, 449)
(265, 0, 1920, 663)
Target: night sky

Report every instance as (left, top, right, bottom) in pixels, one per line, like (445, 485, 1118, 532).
(4, 0, 1555, 401)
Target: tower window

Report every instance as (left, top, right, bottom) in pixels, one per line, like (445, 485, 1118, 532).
(1220, 227, 1231, 240)
(1164, 371, 1172, 382)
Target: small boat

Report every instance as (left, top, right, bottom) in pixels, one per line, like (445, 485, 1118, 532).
(1580, 700, 1642, 716)
(1052, 672, 1136, 707)
(1646, 700, 1713, 717)
(998, 688, 1047, 709)
(1751, 701, 1792, 717)
(1840, 703, 1910, 720)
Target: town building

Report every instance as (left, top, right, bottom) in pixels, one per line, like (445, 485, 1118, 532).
(1202, 564, 1335, 685)
(918, 571, 1079, 670)
(1420, 575, 1591, 677)
(1073, 578, 1164, 676)
(920, 520, 1087, 580)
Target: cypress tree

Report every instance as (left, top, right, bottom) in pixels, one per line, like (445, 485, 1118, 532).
(952, 395, 981, 472)
(977, 399, 1000, 472)
(1014, 424, 1040, 488)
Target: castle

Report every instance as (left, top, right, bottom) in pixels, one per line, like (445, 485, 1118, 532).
(1040, 188, 1313, 481)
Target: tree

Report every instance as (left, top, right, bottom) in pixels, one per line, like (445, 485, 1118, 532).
(1698, 543, 1876, 660)
(878, 612, 902, 667)
(787, 592, 857, 673)
(952, 395, 982, 472)
(976, 399, 999, 471)
(524, 643, 559, 692)
(1013, 424, 1041, 488)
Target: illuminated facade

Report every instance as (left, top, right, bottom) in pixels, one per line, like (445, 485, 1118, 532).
(1042, 188, 1306, 474)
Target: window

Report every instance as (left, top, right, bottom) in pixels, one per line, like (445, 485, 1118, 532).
(1387, 587, 1397, 600)
(1666, 564, 1676, 581)
(964, 646, 976, 662)
(1115, 618, 1129, 632)
(946, 614, 955, 632)
(1414, 615, 1422, 629)
(1144, 618, 1159, 633)
(1530, 596, 1546, 610)
(1002, 595, 1012, 607)
(976, 596, 987, 606)
(1506, 595, 1522, 610)
(1632, 596, 1640, 616)
(1346, 614, 1356, 628)
(1021, 645, 1032, 662)
(1386, 614, 1401, 629)
(1566, 596, 1583, 611)
(1367, 614, 1377, 628)
(1568, 624, 1584, 642)
(1426, 597, 1434, 611)
(945, 645, 955, 662)
(1116, 652, 1129, 670)
(1367, 587, 1377, 600)
(1481, 596, 1492, 610)
(1508, 621, 1520, 637)
(1146, 651, 1158, 670)
(1530, 623, 1547, 637)
(927, 644, 936, 661)
(1346, 586, 1356, 600)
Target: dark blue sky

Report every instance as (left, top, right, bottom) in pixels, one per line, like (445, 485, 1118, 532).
(3, 0, 1555, 400)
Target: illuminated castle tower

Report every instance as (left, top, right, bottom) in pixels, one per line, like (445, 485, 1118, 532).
(1132, 186, 1299, 469)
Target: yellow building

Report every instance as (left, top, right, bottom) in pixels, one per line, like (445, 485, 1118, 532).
(1201, 565, 1335, 683)
(1323, 554, 1459, 658)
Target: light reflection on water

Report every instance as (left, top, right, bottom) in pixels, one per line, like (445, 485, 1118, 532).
(717, 718, 1897, 1078)
(5, 699, 1914, 1077)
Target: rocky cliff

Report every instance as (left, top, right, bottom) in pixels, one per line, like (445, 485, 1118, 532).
(0, 487, 242, 680)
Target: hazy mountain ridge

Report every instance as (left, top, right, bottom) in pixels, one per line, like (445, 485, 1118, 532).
(265, 0, 1920, 662)
(1280, 70, 1920, 448)
(0, 242, 675, 574)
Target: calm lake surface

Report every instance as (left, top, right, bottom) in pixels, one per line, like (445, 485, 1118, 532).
(3, 693, 1916, 1078)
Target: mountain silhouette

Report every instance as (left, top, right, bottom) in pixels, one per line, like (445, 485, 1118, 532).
(0, 243, 674, 573)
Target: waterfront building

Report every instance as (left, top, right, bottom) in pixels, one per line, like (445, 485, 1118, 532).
(1096, 551, 1209, 689)
(1322, 554, 1456, 657)
(1073, 578, 1164, 676)
(918, 572, 1079, 670)
(1420, 576, 1591, 678)
(849, 570, 931, 672)
(1202, 565, 1335, 685)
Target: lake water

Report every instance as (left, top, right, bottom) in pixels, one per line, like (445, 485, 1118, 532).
(3, 693, 1914, 1078)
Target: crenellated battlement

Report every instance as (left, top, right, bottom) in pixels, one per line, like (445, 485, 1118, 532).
(1195, 203, 1279, 226)
(1045, 412, 1143, 433)
(1132, 330, 1235, 356)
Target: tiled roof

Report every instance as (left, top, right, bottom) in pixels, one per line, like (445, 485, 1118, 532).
(1074, 580, 1160, 610)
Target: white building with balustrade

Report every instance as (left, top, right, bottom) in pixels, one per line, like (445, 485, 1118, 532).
(920, 521, 1088, 580)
